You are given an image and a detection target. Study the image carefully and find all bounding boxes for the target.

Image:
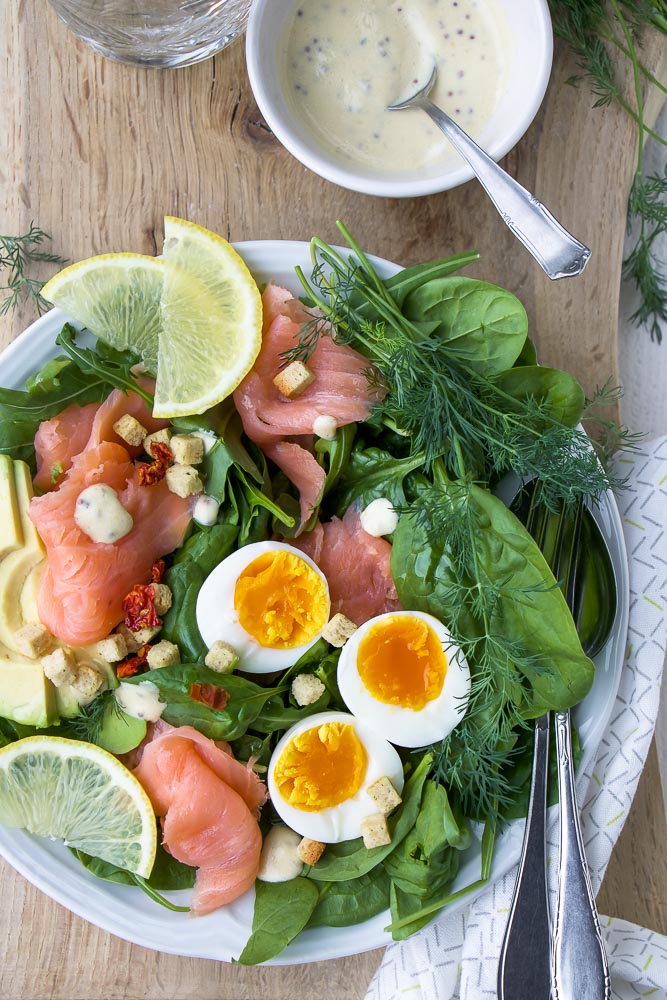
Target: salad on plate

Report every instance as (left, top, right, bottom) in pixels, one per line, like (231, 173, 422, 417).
(0, 218, 621, 964)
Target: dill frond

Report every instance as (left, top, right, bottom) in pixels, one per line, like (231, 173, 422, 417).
(0, 224, 67, 318)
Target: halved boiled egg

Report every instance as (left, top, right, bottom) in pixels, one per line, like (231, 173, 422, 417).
(195, 541, 330, 674)
(267, 710, 404, 843)
(337, 611, 471, 748)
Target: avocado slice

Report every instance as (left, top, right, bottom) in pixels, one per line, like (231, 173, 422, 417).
(0, 647, 58, 727)
(0, 455, 22, 558)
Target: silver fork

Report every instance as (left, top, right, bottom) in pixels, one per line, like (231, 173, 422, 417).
(387, 66, 591, 280)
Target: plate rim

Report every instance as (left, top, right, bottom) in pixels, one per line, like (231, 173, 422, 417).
(0, 239, 630, 965)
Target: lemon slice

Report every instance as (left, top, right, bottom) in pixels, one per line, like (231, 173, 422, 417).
(0, 736, 156, 878)
(41, 254, 165, 372)
(155, 217, 263, 418)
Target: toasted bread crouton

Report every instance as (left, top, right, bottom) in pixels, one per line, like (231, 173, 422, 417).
(367, 776, 402, 816)
(170, 433, 205, 466)
(13, 623, 55, 659)
(113, 413, 147, 448)
(165, 464, 203, 498)
(96, 633, 129, 663)
(144, 428, 172, 457)
(360, 813, 391, 849)
(204, 640, 237, 674)
(322, 613, 358, 648)
(272, 361, 316, 399)
(291, 673, 326, 707)
(71, 663, 105, 702)
(41, 647, 77, 687)
(297, 837, 326, 866)
(150, 582, 172, 616)
(147, 640, 180, 670)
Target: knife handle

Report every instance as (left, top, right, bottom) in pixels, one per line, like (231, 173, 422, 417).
(497, 713, 552, 1000)
(552, 710, 610, 1000)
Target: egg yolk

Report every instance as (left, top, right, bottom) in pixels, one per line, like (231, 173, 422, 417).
(273, 721, 367, 811)
(357, 616, 447, 709)
(234, 550, 329, 648)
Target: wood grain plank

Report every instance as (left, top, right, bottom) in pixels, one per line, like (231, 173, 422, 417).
(1, 3, 666, 998)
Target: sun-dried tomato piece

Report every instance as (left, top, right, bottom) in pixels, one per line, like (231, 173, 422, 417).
(122, 583, 160, 631)
(189, 682, 230, 711)
(151, 560, 166, 584)
(138, 441, 173, 487)
(117, 644, 152, 678)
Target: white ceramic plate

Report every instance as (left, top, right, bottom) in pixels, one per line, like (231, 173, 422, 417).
(0, 241, 629, 965)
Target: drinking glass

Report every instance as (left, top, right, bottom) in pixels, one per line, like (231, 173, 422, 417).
(48, 0, 253, 68)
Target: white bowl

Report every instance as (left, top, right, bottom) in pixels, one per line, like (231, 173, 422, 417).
(245, 0, 553, 198)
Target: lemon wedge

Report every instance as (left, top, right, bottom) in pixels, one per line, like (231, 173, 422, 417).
(41, 253, 165, 372)
(155, 217, 263, 418)
(0, 736, 156, 878)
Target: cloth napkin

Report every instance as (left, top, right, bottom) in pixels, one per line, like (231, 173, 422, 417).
(366, 436, 667, 1000)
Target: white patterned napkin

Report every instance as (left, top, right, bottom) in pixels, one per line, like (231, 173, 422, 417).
(366, 437, 667, 1000)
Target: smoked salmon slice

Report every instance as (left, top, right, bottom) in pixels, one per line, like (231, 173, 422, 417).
(292, 507, 402, 625)
(34, 387, 168, 493)
(133, 726, 267, 915)
(233, 285, 381, 531)
(29, 439, 192, 645)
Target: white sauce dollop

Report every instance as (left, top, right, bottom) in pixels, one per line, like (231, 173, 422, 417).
(74, 484, 133, 544)
(281, 0, 510, 174)
(114, 680, 165, 723)
(360, 497, 399, 537)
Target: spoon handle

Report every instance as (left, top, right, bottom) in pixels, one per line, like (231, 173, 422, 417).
(552, 710, 611, 1000)
(419, 99, 591, 280)
(497, 713, 552, 1000)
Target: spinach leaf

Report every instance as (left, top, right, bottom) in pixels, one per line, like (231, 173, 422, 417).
(252, 691, 331, 734)
(236, 877, 320, 965)
(495, 366, 585, 427)
(307, 868, 391, 928)
(160, 523, 238, 660)
(73, 839, 195, 892)
(307, 753, 433, 881)
(401, 277, 527, 375)
(334, 446, 425, 516)
(125, 664, 286, 741)
(350, 253, 480, 318)
(383, 781, 469, 897)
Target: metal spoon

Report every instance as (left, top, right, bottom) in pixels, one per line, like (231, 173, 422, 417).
(497, 494, 615, 999)
(387, 66, 591, 280)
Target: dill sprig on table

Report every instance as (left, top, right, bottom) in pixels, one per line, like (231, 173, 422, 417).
(548, 0, 667, 342)
(0, 224, 67, 318)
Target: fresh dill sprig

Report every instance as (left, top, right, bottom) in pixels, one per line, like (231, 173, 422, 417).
(0, 224, 67, 318)
(294, 233, 618, 510)
(548, 0, 667, 342)
(68, 691, 121, 745)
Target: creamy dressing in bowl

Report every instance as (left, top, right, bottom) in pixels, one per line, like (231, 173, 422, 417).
(280, 0, 511, 174)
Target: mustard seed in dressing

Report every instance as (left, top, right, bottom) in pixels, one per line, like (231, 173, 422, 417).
(281, 0, 511, 175)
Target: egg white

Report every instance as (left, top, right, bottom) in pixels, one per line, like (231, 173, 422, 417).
(195, 540, 330, 674)
(337, 611, 471, 748)
(267, 710, 405, 843)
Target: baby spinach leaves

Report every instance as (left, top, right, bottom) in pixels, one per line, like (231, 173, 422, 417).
(236, 878, 320, 966)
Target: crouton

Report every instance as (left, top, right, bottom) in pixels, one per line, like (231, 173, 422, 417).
(169, 433, 204, 466)
(165, 464, 203, 498)
(204, 640, 237, 674)
(115, 624, 141, 654)
(144, 428, 172, 456)
(95, 633, 129, 663)
(272, 361, 316, 399)
(41, 647, 77, 687)
(71, 663, 105, 702)
(147, 640, 181, 670)
(367, 776, 402, 816)
(360, 813, 391, 849)
(113, 413, 147, 448)
(117, 622, 161, 646)
(322, 613, 358, 648)
(150, 582, 172, 616)
(296, 837, 326, 866)
(291, 673, 326, 707)
(13, 623, 55, 659)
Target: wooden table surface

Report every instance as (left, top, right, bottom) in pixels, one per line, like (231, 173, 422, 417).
(1, 5, 666, 998)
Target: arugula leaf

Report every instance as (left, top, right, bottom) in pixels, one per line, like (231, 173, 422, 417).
(236, 877, 320, 965)
(160, 523, 238, 661)
(55, 325, 153, 405)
